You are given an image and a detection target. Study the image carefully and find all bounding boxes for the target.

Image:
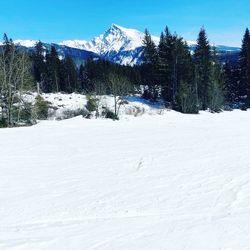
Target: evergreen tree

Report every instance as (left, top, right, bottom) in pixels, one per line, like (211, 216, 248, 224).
(143, 29, 158, 67)
(223, 62, 240, 103)
(158, 27, 174, 103)
(32, 41, 46, 86)
(45, 46, 61, 92)
(79, 64, 91, 92)
(239, 28, 250, 106)
(61, 57, 78, 93)
(208, 47, 224, 112)
(174, 39, 198, 113)
(157, 27, 197, 111)
(142, 29, 159, 100)
(194, 27, 211, 110)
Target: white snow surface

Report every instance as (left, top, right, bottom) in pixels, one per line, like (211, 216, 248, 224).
(1, 109, 250, 250)
(24, 93, 164, 120)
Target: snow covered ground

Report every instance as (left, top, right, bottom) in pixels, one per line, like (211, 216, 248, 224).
(25, 92, 165, 120)
(0, 110, 250, 250)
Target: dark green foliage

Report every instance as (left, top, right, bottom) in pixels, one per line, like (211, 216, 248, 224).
(239, 28, 250, 106)
(60, 57, 79, 93)
(34, 95, 49, 119)
(32, 44, 79, 94)
(194, 28, 211, 110)
(223, 63, 241, 103)
(208, 49, 225, 112)
(18, 103, 34, 125)
(0, 118, 7, 128)
(79, 64, 91, 92)
(81, 59, 138, 95)
(86, 95, 98, 112)
(44, 46, 61, 92)
(32, 41, 46, 84)
(176, 81, 199, 114)
(154, 27, 197, 111)
(12, 102, 35, 125)
(158, 27, 175, 102)
(102, 108, 119, 120)
(142, 29, 160, 101)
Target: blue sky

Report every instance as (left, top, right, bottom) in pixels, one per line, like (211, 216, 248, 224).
(0, 0, 249, 46)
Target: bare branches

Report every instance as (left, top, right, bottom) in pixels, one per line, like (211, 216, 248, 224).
(0, 36, 33, 127)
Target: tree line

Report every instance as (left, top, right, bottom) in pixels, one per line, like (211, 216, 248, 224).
(32, 40, 143, 95)
(142, 26, 249, 113)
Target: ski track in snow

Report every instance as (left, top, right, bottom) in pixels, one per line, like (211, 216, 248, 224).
(0, 110, 250, 249)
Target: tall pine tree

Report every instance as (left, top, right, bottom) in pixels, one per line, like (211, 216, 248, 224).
(194, 27, 211, 110)
(208, 47, 224, 112)
(142, 29, 159, 100)
(32, 41, 46, 87)
(45, 46, 61, 92)
(158, 27, 174, 103)
(239, 28, 250, 106)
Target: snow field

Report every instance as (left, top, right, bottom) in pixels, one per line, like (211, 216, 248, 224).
(0, 110, 250, 249)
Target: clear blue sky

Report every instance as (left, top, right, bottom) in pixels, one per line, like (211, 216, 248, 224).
(0, 0, 249, 46)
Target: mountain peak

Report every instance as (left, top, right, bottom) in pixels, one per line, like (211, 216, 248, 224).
(12, 24, 240, 67)
(111, 23, 124, 30)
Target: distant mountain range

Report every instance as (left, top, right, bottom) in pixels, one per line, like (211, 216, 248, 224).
(2, 24, 241, 66)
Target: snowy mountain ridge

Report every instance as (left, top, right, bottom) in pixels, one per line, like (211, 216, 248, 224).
(1, 24, 241, 66)
(60, 24, 199, 65)
(60, 24, 160, 65)
(61, 24, 198, 53)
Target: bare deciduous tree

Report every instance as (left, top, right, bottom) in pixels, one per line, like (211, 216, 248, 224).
(108, 73, 131, 119)
(0, 35, 33, 127)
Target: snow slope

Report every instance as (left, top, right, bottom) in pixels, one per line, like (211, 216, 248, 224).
(0, 110, 250, 250)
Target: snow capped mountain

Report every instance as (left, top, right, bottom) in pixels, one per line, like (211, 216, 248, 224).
(60, 24, 160, 65)
(59, 24, 240, 65)
(61, 24, 159, 54)
(3, 24, 240, 66)
(83, 24, 152, 65)
(88, 24, 159, 54)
